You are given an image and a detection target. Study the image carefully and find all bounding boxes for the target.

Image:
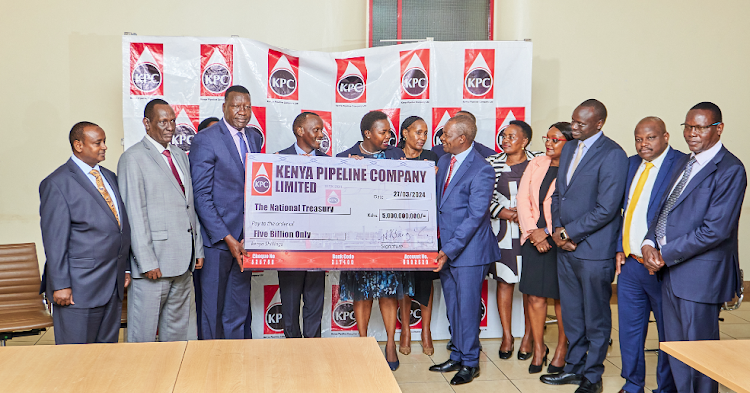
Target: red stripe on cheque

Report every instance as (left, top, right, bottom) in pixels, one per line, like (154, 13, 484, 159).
(243, 251, 438, 270)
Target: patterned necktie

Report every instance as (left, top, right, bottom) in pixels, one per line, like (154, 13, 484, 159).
(162, 149, 185, 194)
(90, 169, 120, 227)
(237, 132, 249, 169)
(443, 156, 457, 194)
(622, 162, 654, 256)
(567, 142, 585, 183)
(655, 156, 697, 242)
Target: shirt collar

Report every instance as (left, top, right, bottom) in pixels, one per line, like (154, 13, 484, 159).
(452, 142, 474, 165)
(223, 118, 242, 135)
(145, 134, 168, 154)
(294, 142, 315, 156)
(579, 130, 603, 149)
(693, 141, 723, 166)
(642, 145, 671, 170)
(70, 154, 101, 173)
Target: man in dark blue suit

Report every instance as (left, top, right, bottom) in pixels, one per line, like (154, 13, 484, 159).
(615, 117, 683, 393)
(190, 85, 262, 339)
(274, 112, 328, 338)
(39, 122, 131, 344)
(428, 116, 501, 385)
(642, 102, 746, 393)
(542, 99, 628, 393)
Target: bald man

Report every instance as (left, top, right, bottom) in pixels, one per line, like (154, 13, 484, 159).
(615, 117, 683, 393)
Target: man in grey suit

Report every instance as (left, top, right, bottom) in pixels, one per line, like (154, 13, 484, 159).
(40, 121, 131, 344)
(118, 99, 204, 342)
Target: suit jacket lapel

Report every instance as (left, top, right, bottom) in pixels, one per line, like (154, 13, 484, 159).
(143, 139, 186, 199)
(440, 150, 475, 206)
(671, 148, 724, 210)
(647, 149, 676, 220)
(219, 122, 245, 174)
(244, 128, 259, 153)
(67, 160, 119, 227)
(567, 135, 606, 188)
(622, 158, 640, 213)
(557, 141, 574, 195)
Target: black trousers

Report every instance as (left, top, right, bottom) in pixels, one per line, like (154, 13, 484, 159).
(277, 270, 325, 338)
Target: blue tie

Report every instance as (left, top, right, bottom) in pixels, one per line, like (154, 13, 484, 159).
(237, 132, 249, 169)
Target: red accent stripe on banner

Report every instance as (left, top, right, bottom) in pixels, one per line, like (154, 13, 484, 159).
(397, 0, 403, 42)
(368, 0, 373, 47)
(488, 0, 494, 40)
(243, 251, 438, 271)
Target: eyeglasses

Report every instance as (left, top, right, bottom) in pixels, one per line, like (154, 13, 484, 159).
(542, 136, 566, 143)
(681, 122, 721, 133)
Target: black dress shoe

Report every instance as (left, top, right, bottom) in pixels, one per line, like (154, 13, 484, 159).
(540, 372, 584, 385)
(450, 366, 480, 385)
(429, 359, 462, 372)
(575, 378, 602, 393)
(498, 343, 514, 359)
(547, 363, 565, 374)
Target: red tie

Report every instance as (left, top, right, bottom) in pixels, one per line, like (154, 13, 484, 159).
(162, 150, 185, 194)
(443, 156, 457, 194)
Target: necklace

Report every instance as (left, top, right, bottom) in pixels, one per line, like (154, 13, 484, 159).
(359, 143, 382, 156)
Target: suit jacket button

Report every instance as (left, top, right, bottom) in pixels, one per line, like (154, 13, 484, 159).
(186, 205, 189, 209)
(562, 197, 566, 201)
(187, 228, 192, 233)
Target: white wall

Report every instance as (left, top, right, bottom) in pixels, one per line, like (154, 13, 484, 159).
(1, 0, 748, 274)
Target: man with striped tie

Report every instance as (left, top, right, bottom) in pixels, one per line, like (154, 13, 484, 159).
(642, 102, 746, 393)
(615, 117, 684, 393)
(39, 122, 131, 344)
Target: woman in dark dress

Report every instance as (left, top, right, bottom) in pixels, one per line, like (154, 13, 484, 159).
(517, 122, 573, 373)
(336, 111, 412, 371)
(395, 116, 438, 356)
(486, 120, 540, 361)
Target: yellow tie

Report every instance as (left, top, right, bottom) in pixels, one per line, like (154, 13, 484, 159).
(622, 162, 654, 256)
(90, 169, 121, 227)
(567, 142, 585, 182)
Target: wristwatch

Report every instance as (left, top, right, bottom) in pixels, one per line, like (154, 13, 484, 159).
(543, 228, 550, 236)
(560, 228, 569, 241)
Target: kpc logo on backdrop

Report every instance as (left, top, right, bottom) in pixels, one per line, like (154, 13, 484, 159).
(495, 107, 526, 153)
(463, 49, 495, 100)
(331, 285, 358, 333)
(335, 57, 367, 104)
(400, 49, 429, 100)
(302, 109, 333, 155)
(431, 108, 461, 146)
(248, 106, 267, 153)
(378, 109, 401, 147)
(251, 162, 273, 196)
(200, 44, 233, 97)
(171, 105, 199, 152)
(268, 49, 299, 101)
(130, 43, 163, 96)
(263, 285, 285, 336)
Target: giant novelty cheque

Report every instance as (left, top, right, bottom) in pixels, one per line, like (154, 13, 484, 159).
(244, 154, 437, 270)
(122, 35, 532, 339)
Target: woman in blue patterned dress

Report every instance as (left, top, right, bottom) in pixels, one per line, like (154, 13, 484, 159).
(336, 111, 414, 371)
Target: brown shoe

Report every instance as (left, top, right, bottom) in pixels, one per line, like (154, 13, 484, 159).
(421, 330, 434, 356)
(399, 329, 411, 355)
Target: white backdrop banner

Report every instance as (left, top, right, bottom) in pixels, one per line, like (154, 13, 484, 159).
(122, 36, 532, 340)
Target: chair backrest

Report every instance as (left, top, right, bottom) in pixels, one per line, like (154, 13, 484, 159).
(0, 243, 46, 314)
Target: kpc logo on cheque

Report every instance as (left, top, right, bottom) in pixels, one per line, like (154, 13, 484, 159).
(251, 162, 273, 196)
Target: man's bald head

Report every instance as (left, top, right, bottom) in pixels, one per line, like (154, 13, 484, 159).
(448, 116, 477, 142)
(440, 116, 476, 155)
(634, 116, 670, 162)
(579, 99, 608, 124)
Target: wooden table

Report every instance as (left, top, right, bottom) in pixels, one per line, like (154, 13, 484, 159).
(173, 337, 401, 393)
(0, 341, 187, 392)
(661, 340, 750, 393)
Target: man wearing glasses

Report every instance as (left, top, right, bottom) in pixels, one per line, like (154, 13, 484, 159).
(190, 85, 261, 339)
(642, 102, 746, 393)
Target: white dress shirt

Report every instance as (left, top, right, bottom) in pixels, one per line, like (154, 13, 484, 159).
(446, 142, 474, 187)
(566, 130, 603, 182)
(70, 154, 121, 221)
(642, 141, 724, 248)
(145, 134, 185, 184)
(622, 146, 670, 257)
